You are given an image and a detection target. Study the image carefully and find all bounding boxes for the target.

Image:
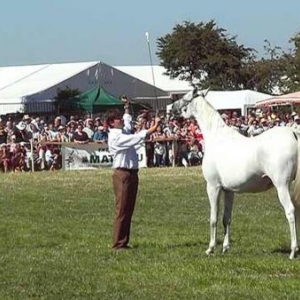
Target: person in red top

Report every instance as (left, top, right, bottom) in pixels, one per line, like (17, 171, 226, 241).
(188, 118, 197, 134)
(194, 124, 203, 141)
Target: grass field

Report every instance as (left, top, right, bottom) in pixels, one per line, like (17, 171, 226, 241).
(1, 167, 300, 299)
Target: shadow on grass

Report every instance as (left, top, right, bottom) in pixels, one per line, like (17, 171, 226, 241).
(166, 241, 205, 249)
(272, 246, 293, 255)
(165, 238, 234, 249)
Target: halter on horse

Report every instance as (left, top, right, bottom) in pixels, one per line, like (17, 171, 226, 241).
(171, 88, 300, 259)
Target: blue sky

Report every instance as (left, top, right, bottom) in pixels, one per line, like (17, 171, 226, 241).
(1, 0, 299, 66)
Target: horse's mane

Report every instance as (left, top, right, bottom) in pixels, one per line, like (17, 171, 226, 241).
(192, 94, 242, 138)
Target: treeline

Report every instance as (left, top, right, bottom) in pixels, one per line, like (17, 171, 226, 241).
(156, 20, 300, 94)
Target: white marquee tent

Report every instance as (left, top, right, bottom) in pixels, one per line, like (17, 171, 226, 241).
(0, 62, 172, 115)
(115, 65, 193, 95)
(0, 61, 100, 114)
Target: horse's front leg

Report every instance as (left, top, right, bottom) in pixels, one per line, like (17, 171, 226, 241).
(222, 191, 234, 254)
(205, 183, 222, 255)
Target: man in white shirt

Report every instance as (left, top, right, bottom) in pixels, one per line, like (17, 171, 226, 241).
(106, 107, 160, 251)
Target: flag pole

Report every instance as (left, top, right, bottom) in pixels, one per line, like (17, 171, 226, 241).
(145, 32, 158, 115)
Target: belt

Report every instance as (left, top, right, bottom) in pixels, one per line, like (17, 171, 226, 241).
(115, 168, 138, 173)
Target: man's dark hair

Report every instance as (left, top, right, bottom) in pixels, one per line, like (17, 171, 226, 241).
(105, 109, 122, 128)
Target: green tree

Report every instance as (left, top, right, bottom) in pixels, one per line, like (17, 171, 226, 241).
(244, 40, 286, 94)
(54, 86, 81, 114)
(156, 20, 254, 90)
(280, 33, 300, 92)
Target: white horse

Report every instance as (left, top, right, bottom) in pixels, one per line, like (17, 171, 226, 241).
(171, 88, 300, 259)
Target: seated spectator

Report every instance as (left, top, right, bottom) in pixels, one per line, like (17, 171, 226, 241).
(29, 123, 40, 142)
(15, 122, 32, 143)
(273, 117, 281, 127)
(57, 125, 70, 143)
(94, 117, 102, 128)
(49, 148, 61, 171)
(93, 126, 108, 143)
(188, 139, 203, 166)
(83, 118, 95, 139)
(260, 118, 270, 131)
(247, 118, 263, 137)
(73, 124, 89, 144)
(66, 122, 76, 141)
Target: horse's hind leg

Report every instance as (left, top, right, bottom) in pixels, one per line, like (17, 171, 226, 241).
(205, 183, 222, 255)
(275, 185, 298, 259)
(222, 191, 234, 254)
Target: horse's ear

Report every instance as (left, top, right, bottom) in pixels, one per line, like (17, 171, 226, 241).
(192, 87, 198, 98)
(198, 88, 210, 98)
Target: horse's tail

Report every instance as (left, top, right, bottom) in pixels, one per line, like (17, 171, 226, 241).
(293, 133, 300, 225)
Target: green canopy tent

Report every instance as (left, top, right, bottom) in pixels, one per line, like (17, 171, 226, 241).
(62, 86, 124, 113)
(61, 86, 151, 115)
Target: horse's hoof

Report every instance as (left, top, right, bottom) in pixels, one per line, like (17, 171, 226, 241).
(289, 249, 298, 260)
(205, 248, 213, 255)
(288, 246, 299, 260)
(289, 253, 295, 260)
(222, 246, 230, 254)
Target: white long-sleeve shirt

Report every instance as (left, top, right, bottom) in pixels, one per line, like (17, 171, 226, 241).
(108, 128, 147, 169)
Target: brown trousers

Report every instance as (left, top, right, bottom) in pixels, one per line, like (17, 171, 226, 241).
(112, 168, 139, 249)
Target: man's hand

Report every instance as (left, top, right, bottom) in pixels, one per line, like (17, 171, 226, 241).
(154, 117, 161, 125)
(121, 96, 130, 105)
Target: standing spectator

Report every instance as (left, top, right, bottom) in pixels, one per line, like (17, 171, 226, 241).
(154, 141, 165, 167)
(22, 115, 32, 131)
(105, 107, 160, 251)
(45, 145, 55, 169)
(292, 115, 300, 132)
(36, 143, 46, 170)
(0, 122, 7, 145)
(53, 117, 61, 131)
(11, 144, 26, 172)
(5, 120, 15, 143)
(0, 144, 10, 172)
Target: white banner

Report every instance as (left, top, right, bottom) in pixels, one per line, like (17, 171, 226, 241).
(62, 143, 147, 170)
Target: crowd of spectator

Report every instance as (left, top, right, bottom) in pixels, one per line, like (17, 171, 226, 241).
(0, 105, 299, 172)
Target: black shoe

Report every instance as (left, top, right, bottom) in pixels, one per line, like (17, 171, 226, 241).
(113, 245, 132, 252)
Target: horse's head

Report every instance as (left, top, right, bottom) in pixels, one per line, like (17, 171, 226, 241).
(171, 87, 209, 119)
